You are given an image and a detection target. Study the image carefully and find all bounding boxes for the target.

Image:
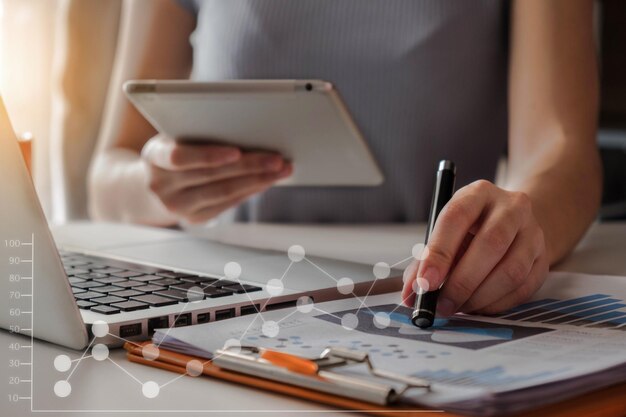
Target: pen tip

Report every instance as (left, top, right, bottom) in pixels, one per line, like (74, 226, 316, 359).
(413, 317, 433, 329)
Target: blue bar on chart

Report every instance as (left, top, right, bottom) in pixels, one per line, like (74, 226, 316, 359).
(492, 298, 559, 317)
(585, 312, 626, 328)
(527, 299, 622, 323)
(501, 294, 611, 321)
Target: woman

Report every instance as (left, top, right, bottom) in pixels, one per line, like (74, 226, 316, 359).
(89, 0, 601, 317)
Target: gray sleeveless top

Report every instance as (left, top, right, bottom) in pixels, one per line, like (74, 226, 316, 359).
(177, 0, 509, 223)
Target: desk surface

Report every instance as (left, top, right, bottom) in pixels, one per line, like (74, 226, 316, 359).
(2, 221, 626, 417)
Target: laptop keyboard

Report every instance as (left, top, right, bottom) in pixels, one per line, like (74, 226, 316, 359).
(60, 251, 262, 315)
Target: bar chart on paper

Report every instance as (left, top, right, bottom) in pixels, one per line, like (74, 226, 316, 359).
(496, 293, 626, 329)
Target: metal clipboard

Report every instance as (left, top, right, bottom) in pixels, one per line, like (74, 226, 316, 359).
(212, 345, 431, 406)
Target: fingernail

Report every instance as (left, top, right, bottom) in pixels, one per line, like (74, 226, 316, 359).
(264, 156, 283, 171)
(423, 267, 439, 287)
(414, 277, 430, 293)
(277, 164, 292, 177)
(437, 298, 456, 317)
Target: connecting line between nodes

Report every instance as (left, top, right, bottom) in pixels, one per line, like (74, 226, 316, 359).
(304, 257, 377, 316)
(52, 245, 415, 399)
(65, 337, 96, 382)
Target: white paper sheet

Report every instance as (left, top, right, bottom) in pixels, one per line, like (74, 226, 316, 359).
(154, 272, 626, 415)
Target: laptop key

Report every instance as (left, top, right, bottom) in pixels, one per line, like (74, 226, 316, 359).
(85, 263, 107, 269)
(133, 284, 166, 293)
(89, 266, 125, 274)
(169, 281, 201, 291)
(110, 271, 144, 278)
(109, 289, 144, 298)
(74, 291, 106, 300)
(92, 285, 127, 294)
(222, 284, 263, 294)
(212, 279, 240, 288)
(112, 280, 144, 289)
(75, 272, 109, 280)
(63, 259, 91, 267)
(90, 305, 121, 315)
(72, 281, 106, 289)
(203, 287, 234, 298)
(131, 294, 179, 307)
(111, 300, 149, 312)
(76, 300, 97, 309)
(130, 274, 163, 282)
(149, 278, 182, 287)
(154, 289, 190, 302)
(94, 295, 126, 305)
(72, 287, 86, 294)
(66, 268, 90, 276)
(157, 272, 196, 279)
(68, 277, 86, 284)
(94, 276, 126, 284)
(180, 276, 219, 285)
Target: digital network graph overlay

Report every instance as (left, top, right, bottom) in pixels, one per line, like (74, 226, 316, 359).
(9, 235, 626, 412)
(6, 233, 431, 412)
(52, 244, 418, 402)
(5, 234, 35, 411)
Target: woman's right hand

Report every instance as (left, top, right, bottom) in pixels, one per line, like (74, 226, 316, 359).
(141, 135, 292, 223)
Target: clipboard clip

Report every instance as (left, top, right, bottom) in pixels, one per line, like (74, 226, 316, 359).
(213, 345, 430, 405)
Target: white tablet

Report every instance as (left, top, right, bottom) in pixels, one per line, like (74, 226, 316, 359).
(124, 80, 383, 186)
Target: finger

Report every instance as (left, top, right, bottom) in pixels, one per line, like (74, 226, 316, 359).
(458, 226, 543, 313)
(142, 136, 241, 170)
(436, 201, 526, 316)
(183, 193, 252, 224)
(471, 253, 549, 315)
(401, 260, 421, 307)
(416, 180, 494, 290)
(164, 164, 292, 215)
(151, 152, 285, 191)
(402, 232, 473, 308)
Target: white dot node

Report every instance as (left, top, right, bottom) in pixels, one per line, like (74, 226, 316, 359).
(262, 320, 280, 338)
(341, 313, 359, 330)
(92, 344, 109, 361)
(373, 312, 391, 329)
(288, 245, 305, 262)
(412, 243, 426, 260)
(92, 320, 109, 338)
(265, 279, 284, 296)
(373, 262, 391, 279)
(142, 381, 160, 399)
(224, 261, 242, 280)
(54, 380, 71, 398)
(54, 355, 71, 372)
(337, 277, 355, 295)
(186, 359, 204, 377)
(187, 286, 205, 303)
(142, 343, 160, 361)
(296, 296, 315, 314)
(413, 277, 430, 294)
(223, 338, 242, 354)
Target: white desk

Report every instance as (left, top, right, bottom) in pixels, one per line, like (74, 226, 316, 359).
(2, 222, 625, 417)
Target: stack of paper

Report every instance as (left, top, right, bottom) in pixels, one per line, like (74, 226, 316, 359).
(153, 272, 626, 415)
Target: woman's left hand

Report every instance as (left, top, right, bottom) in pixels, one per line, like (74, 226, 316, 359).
(401, 180, 549, 316)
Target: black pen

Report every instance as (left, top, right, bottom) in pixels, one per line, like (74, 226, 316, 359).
(411, 160, 456, 328)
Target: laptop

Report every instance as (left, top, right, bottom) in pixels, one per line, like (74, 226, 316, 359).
(0, 98, 401, 350)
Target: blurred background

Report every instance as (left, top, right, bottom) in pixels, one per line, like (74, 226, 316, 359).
(1, 0, 625, 224)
